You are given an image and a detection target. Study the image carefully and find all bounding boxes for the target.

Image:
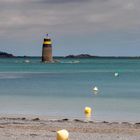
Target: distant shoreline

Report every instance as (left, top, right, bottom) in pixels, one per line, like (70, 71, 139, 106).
(1, 51, 140, 59)
(1, 56, 140, 59)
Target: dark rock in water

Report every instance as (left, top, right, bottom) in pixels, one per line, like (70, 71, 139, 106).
(135, 122, 140, 125)
(57, 118, 69, 122)
(0, 51, 14, 58)
(102, 121, 109, 124)
(32, 118, 40, 121)
(62, 118, 69, 121)
(21, 117, 26, 120)
(134, 123, 140, 129)
(30, 134, 38, 137)
(74, 119, 84, 123)
(135, 122, 140, 127)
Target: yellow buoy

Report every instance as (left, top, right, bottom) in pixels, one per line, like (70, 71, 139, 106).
(57, 129, 69, 140)
(84, 107, 92, 115)
(84, 107, 92, 121)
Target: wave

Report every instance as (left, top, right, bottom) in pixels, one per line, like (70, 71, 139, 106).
(0, 74, 24, 79)
(60, 60, 80, 64)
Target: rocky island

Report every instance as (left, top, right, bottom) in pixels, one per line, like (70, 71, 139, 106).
(0, 51, 14, 58)
(65, 54, 96, 58)
(64, 54, 140, 59)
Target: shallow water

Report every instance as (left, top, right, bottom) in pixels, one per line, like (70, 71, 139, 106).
(0, 57, 140, 122)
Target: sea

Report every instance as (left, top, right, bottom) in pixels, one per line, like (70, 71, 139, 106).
(0, 57, 140, 122)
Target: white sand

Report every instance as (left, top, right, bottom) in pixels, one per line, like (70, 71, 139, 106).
(0, 116, 140, 140)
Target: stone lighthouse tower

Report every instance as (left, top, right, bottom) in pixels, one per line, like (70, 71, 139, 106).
(42, 33, 53, 63)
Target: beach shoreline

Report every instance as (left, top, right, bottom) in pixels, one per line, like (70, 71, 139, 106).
(0, 115, 139, 140)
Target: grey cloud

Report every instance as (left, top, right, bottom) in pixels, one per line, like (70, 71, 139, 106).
(0, 0, 140, 39)
(35, 0, 92, 4)
(35, 0, 110, 4)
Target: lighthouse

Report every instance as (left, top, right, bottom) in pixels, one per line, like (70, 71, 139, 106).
(42, 33, 53, 63)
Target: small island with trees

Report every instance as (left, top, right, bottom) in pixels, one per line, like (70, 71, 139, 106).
(0, 51, 14, 58)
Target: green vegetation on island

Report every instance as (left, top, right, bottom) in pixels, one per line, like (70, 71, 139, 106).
(0, 51, 14, 58)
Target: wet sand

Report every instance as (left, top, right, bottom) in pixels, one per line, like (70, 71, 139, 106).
(0, 116, 140, 140)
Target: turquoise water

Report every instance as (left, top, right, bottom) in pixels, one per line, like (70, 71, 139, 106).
(0, 57, 140, 122)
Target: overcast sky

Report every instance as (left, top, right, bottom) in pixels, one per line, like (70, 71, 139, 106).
(0, 0, 140, 56)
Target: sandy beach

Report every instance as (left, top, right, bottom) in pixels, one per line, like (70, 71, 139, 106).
(0, 116, 140, 140)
